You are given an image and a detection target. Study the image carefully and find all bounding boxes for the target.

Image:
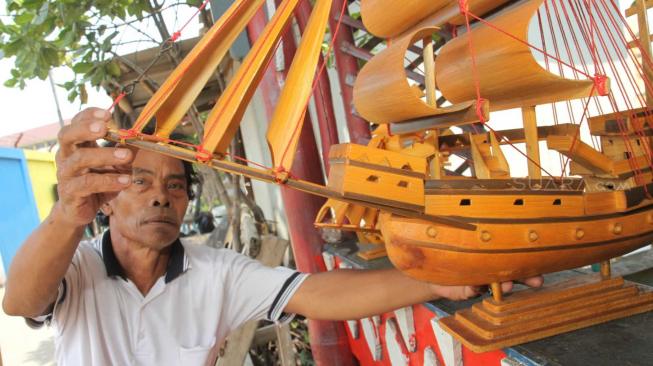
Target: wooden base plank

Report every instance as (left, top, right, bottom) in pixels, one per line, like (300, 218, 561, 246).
(438, 275, 653, 353)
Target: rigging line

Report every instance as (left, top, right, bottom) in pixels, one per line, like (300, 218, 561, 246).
(549, 0, 599, 151)
(591, 3, 653, 171)
(607, 0, 653, 78)
(537, 8, 564, 172)
(570, 0, 606, 76)
(133, 1, 224, 133)
(483, 122, 559, 180)
(276, 0, 352, 173)
(593, 2, 652, 138)
(583, 0, 600, 75)
(457, 0, 483, 135)
(599, 0, 653, 107)
(545, 0, 596, 171)
(465, 10, 594, 79)
(598, 0, 653, 160)
(590, 17, 653, 180)
(461, 0, 553, 177)
(459, 0, 486, 123)
(561, 0, 606, 150)
(537, 8, 566, 174)
(545, 0, 593, 160)
(112, 0, 213, 130)
(551, 0, 599, 151)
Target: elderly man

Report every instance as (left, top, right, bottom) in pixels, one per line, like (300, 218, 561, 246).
(3, 108, 542, 365)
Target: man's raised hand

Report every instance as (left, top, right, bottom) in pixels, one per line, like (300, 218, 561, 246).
(55, 108, 133, 226)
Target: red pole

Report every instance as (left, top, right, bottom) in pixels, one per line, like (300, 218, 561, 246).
(247, 6, 356, 365)
(329, 0, 371, 145)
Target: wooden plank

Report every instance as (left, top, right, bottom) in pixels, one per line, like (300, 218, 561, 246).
(275, 323, 295, 366)
(522, 106, 542, 179)
(626, 0, 653, 17)
(546, 135, 614, 174)
(588, 106, 653, 136)
(437, 123, 579, 151)
(424, 194, 585, 219)
(438, 275, 653, 353)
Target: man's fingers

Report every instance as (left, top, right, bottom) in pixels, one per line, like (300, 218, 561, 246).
(61, 173, 131, 198)
(58, 147, 133, 178)
(520, 276, 544, 288)
(500, 281, 514, 293)
(58, 108, 111, 157)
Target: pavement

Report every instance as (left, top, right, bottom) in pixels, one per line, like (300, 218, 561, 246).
(0, 286, 56, 366)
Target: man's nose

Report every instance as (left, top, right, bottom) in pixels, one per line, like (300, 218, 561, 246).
(149, 184, 171, 208)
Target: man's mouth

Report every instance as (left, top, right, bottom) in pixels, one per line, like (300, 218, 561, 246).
(143, 216, 178, 226)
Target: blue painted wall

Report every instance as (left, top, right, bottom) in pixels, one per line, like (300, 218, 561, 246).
(0, 147, 40, 274)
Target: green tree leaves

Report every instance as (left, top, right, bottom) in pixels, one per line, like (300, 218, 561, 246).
(0, 0, 156, 104)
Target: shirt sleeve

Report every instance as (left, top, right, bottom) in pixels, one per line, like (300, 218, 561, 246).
(218, 249, 308, 329)
(26, 248, 84, 335)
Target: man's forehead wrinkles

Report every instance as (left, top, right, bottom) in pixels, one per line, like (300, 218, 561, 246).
(133, 167, 185, 179)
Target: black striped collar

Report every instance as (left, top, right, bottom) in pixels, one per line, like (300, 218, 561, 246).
(100, 231, 190, 284)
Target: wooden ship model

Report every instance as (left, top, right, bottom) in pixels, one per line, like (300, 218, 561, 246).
(107, 0, 653, 352)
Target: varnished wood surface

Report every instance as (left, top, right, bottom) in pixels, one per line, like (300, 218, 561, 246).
(380, 209, 653, 285)
(360, 0, 449, 38)
(131, 0, 264, 137)
(436, 0, 596, 111)
(201, 0, 302, 155)
(266, 0, 331, 169)
(439, 274, 653, 352)
(105, 131, 477, 231)
(395, 0, 512, 39)
(353, 27, 488, 124)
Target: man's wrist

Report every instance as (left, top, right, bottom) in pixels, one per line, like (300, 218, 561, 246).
(50, 203, 88, 234)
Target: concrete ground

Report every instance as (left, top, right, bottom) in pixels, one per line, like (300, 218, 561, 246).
(0, 286, 56, 366)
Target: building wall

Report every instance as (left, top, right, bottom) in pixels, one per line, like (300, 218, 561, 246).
(0, 148, 41, 275)
(23, 150, 58, 221)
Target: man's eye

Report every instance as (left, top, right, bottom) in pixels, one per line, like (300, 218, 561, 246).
(133, 178, 145, 185)
(168, 183, 185, 190)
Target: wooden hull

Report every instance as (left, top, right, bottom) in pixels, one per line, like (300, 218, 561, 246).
(381, 205, 653, 285)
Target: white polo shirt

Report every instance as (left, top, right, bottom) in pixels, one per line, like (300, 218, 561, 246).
(32, 232, 308, 366)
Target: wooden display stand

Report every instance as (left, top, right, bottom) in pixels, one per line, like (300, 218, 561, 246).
(439, 269, 653, 353)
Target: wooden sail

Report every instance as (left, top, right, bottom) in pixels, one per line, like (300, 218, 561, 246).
(360, 0, 449, 38)
(266, 0, 331, 170)
(394, 0, 512, 39)
(353, 27, 489, 125)
(200, 0, 303, 156)
(435, 0, 598, 111)
(131, 0, 264, 137)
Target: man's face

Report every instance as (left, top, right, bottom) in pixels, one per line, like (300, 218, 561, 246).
(105, 150, 189, 249)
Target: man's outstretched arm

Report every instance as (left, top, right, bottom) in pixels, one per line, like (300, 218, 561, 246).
(2, 108, 133, 318)
(284, 268, 543, 321)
